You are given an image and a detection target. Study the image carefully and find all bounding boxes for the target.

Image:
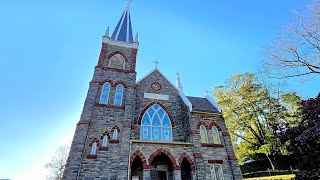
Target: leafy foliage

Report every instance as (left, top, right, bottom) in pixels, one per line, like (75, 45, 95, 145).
(280, 93, 320, 179)
(214, 73, 301, 169)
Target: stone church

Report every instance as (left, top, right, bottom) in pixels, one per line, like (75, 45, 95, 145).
(63, 3, 242, 180)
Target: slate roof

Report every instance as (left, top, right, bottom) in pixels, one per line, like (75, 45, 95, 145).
(111, 4, 133, 43)
(187, 96, 219, 113)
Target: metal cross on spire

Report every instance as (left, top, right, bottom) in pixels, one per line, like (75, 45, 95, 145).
(153, 60, 159, 68)
(126, 0, 132, 7)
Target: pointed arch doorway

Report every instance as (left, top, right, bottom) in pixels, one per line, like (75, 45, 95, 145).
(150, 153, 174, 180)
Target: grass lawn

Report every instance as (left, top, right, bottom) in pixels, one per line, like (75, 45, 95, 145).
(244, 174, 295, 180)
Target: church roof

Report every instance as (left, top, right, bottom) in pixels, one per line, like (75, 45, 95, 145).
(187, 96, 219, 113)
(111, 3, 133, 43)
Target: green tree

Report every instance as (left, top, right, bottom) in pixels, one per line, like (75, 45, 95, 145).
(213, 73, 301, 170)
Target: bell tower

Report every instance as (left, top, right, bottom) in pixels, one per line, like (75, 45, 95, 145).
(63, 2, 139, 179)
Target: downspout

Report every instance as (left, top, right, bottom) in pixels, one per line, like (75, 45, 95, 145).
(127, 140, 132, 180)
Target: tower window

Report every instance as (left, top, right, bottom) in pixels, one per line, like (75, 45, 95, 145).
(200, 125, 208, 143)
(100, 82, 111, 104)
(114, 84, 124, 106)
(140, 104, 172, 142)
(212, 126, 221, 144)
(102, 135, 108, 147)
(90, 142, 97, 155)
(109, 54, 125, 69)
(210, 164, 224, 180)
(113, 130, 118, 140)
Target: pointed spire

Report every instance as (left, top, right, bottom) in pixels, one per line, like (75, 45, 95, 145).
(104, 27, 110, 37)
(111, 2, 134, 43)
(176, 73, 184, 92)
(134, 32, 139, 42)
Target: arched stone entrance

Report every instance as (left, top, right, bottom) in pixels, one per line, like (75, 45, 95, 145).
(181, 158, 192, 180)
(149, 148, 177, 180)
(130, 150, 147, 180)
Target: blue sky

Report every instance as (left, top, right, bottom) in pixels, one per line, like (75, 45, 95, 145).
(0, 0, 319, 179)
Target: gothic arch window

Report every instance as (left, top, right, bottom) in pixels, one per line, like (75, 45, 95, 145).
(90, 142, 97, 155)
(102, 135, 108, 147)
(210, 164, 224, 180)
(109, 54, 125, 69)
(114, 84, 124, 106)
(100, 82, 111, 104)
(212, 126, 221, 144)
(140, 104, 172, 142)
(112, 130, 118, 140)
(200, 125, 208, 143)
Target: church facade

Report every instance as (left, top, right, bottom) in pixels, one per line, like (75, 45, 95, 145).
(63, 4, 242, 180)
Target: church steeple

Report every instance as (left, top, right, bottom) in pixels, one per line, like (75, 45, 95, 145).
(111, 2, 133, 43)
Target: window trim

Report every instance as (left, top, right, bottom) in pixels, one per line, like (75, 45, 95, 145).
(114, 84, 124, 106)
(140, 104, 173, 142)
(212, 126, 221, 144)
(210, 163, 224, 180)
(200, 125, 208, 143)
(99, 82, 111, 104)
(108, 54, 126, 69)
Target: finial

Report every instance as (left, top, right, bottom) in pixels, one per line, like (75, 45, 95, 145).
(105, 27, 110, 37)
(126, 0, 132, 8)
(134, 32, 139, 42)
(176, 72, 184, 92)
(176, 73, 180, 78)
(153, 60, 159, 68)
(205, 90, 209, 97)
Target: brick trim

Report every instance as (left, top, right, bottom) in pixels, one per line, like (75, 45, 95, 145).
(222, 131, 230, 136)
(97, 43, 108, 67)
(107, 51, 128, 62)
(130, 49, 138, 70)
(89, 138, 100, 146)
(100, 131, 110, 140)
(109, 140, 119, 144)
(201, 143, 224, 148)
(148, 148, 177, 166)
(95, 103, 125, 109)
(193, 153, 203, 158)
(208, 160, 224, 164)
(100, 67, 136, 74)
(138, 101, 175, 127)
(209, 121, 222, 131)
(99, 147, 109, 151)
(87, 154, 98, 159)
(178, 152, 196, 171)
(130, 150, 148, 168)
(77, 120, 90, 125)
(228, 155, 237, 160)
(111, 125, 120, 133)
(196, 121, 209, 130)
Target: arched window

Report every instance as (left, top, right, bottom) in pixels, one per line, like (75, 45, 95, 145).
(109, 54, 125, 69)
(100, 82, 111, 104)
(212, 126, 221, 144)
(210, 164, 224, 180)
(140, 104, 172, 142)
(102, 135, 108, 147)
(114, 84, 124, 106)
(113, 130, 118, 140)
(90, 142, 97, 155)
(200, 125, 208, 143)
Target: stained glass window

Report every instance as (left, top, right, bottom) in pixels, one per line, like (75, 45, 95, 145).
(113, 130, 118, 140)
(114, 85, 124, 106)
(210, 164, 224, 180)
(109, 54, 125, 69)
(212, 126, 221, 144)
(100, 82, 110, 104)
(140, 104, 172, 142)
(91, 142, 97, 155)
(200, 125, 208, 143)
(102, 135, 108, 147)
